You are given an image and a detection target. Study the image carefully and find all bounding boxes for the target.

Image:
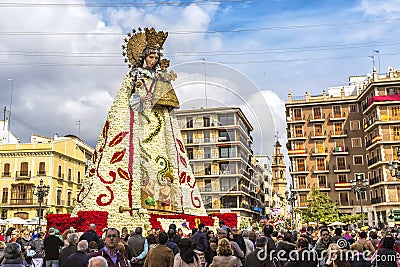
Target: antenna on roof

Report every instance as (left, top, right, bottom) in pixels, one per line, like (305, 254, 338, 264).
(373, 50, 380, 74)
(202, 58, 208, 108)
(7, 77, 14, 143)
(76, 120, 81, 137)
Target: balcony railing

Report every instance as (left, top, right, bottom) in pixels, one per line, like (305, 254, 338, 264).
(16, 171, 31, 178)
(2, 172, 11, 177)
(37, 171, 46, 176)
(310, 130, 327, 138)
(315, 165, 329, 172)
(10, 198, 34, 205)
(333, 164, 351, 172)
(311, 147, 328, 155)
(369, 176, 383, 185)
(364, 117, 380, 129)
(371, 196, 385, 204)
(330, 129, 348, 137)
(365, 134, 383, 147)
(368, 155, 381, 166)
(308, 113, 326, 122)
(332, 146, 349, 154)
(287, 115, 306, 123)
(331, 112, 346, 120)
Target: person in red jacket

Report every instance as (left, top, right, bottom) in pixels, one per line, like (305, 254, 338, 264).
(89, 228, 129, 267)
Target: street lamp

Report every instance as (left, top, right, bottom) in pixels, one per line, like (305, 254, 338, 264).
(387, 147, 400, 179)
(350, 174, 369, 226)
(32, 179, 50, 231)
(285, 185, 297, 230)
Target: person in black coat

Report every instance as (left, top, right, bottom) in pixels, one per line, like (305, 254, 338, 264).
(59, 233, 79, 267)
(376, 236, 397, 267)
(276, 232, 296, 266)
(44, 228, 65, 267)
(79, 224, 101, 248)
(66, 240, 89, 267)
(245, 236, 279, 267)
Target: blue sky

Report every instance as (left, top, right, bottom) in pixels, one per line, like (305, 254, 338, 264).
(0, 0, 400, 157)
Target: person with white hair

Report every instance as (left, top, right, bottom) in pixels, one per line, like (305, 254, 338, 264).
(88, 256, 108, 267)
(66, 240, 89, 267)
(59, 233, 79, 267)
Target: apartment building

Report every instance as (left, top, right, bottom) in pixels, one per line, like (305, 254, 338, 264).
(176, 107, 268, 220)
(0, 133, 93, 219)
(286, 67, 400, 226)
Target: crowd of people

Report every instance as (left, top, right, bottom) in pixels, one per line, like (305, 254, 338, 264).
(0, 221, 399, 267)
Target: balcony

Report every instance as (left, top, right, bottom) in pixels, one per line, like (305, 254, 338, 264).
(287, 148, 308, 157)
(367, 156, 381, 167)
(1, 172, 11, 177)
(308, 113, 326, 123)
(334, 182, 351, 190)
(364, 117, 380, 130)
(311, 147, 328, 156)
(369, 176, 383, 185)
(287, 132, 307, 140)
(37, 171, 47, 176)
(199, 187, 213, 192)
(365, 134, 383, 148)
(16, 171, 32, 179)
(289, 166, 308, 174)
(57, 173, 64, 181)
(56, 200, 66, 206)
(314, 165, 329, 174)
(371, 196, 385, 204)
(332, 146, 349, 155)
(10, 198, 34, 205)
(333, 164, 351, 173)
(330, 129, 348, 138)
(310, 130, 327, 139)
(287, 115, 306, 124)
(296, 183, 311, 191)
(330, 112, 346, 121)
(318, 182, 331, 191)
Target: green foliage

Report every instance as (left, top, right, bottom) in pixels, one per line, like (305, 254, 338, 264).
(300, 189, 339, 225)
(339, 213, 362, 223)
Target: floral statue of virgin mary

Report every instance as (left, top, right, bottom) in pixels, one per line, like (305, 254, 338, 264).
(72, 27, 206, 228)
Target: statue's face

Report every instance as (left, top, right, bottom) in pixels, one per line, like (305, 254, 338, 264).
(160, 63, 169, 71)
(144, 53, 159, 69)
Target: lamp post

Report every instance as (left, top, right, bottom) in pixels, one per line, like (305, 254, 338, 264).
(32, 179, 50, 231)
(285, 185, 297, 230)
(387, 147, 400, 179)
(350, 174, 369, 226)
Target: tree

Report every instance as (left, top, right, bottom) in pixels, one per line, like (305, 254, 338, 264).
(339, 214, 362, 224)
(301, 189, 339, 226)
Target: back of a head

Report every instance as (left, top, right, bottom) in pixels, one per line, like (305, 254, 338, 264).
(68, 233, 79, 245)
(283, 232, 293, 242)
(255, 237, 267, 248)
(241, 230, 249, 238)
(135, 227, 142, 235)
(198, 223, 205, 231)
(167, 229, 175, 239)
(382, 236, 395, 249)
(88, 241, 98, 251)
(88, 256, 108, 267)
(5, 243, 21, 259)
(217, 238, 232, 256)
(77, 240, 88, 252)
(334, 228, 342, 236)
(263, 225, 274, 237)
(90, 224, 96, 230)
(158, 232, 168, 245)
(48, 227, 55, 235)
(359, 231, 367, 239)
(169, 223, 177, 231)
(296, 237, 309, 249)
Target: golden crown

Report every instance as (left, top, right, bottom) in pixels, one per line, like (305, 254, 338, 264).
(122, 27, 168, 68)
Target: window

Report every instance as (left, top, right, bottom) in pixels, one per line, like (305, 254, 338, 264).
(386, 87, 400, 95)
(349, 104, 358, 113)
(77, 171, 81, 184)
(220, 196, 237, 208)
(67, 191, 72, 206)
(219, 129, 235, 141)
(186, 132, 193, 144)
(339, 192, 349, 205)
(11, 184, 33, 204)
(318, 175, 327, 187)
(20, 162, 28, 176)
(218, 114, 234, 125)
(392, 146, 400, 160)
(203, 195, 212, 209)
(390, 107, 400, 120)
(2, 188, 8, 203)
(3, 163, 10, 177)
(354, 156, 363, 165)
(204, 179, 212, 191)
(356, 191, 367, 201)
(314, 124, 323, 136)
(337, 157, 346, 170)
(56, 189, 62, 205)
(335, 139, 345, 151)
(58, 165, 62, 178)
(219, 147, 235, 158)
(299, 194, 307, 206)
(293, 109, 302, 120)
(350, 121, 360, 130)
(220, 177, 237, 191)
(219, 162, 235, 174)
(338, 174, 347, 183)
(296, 158, 305, 172)
(316, 158, 325, 171)
(315, 140, 324, 153)
(333, 105, 342, 118)
(334, 123, 343, 135)
(68, 168, 72, 181)
(294, 141, 305, 150)
(186, 117, 193, 128)
(204, 164, 211, 175)
(187, 148, 194, 160)
(391, 126, 400, 140)
(203, 147, 211, 159)
(352, 138, 362, 148)
(38, 162, 46, 176)
(203, 131, 210, 142)
(313, 107, 322, 119)
(298, 176, 306, 188)
(203, 116, 210, 127)
(294, 125, 303, 137)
